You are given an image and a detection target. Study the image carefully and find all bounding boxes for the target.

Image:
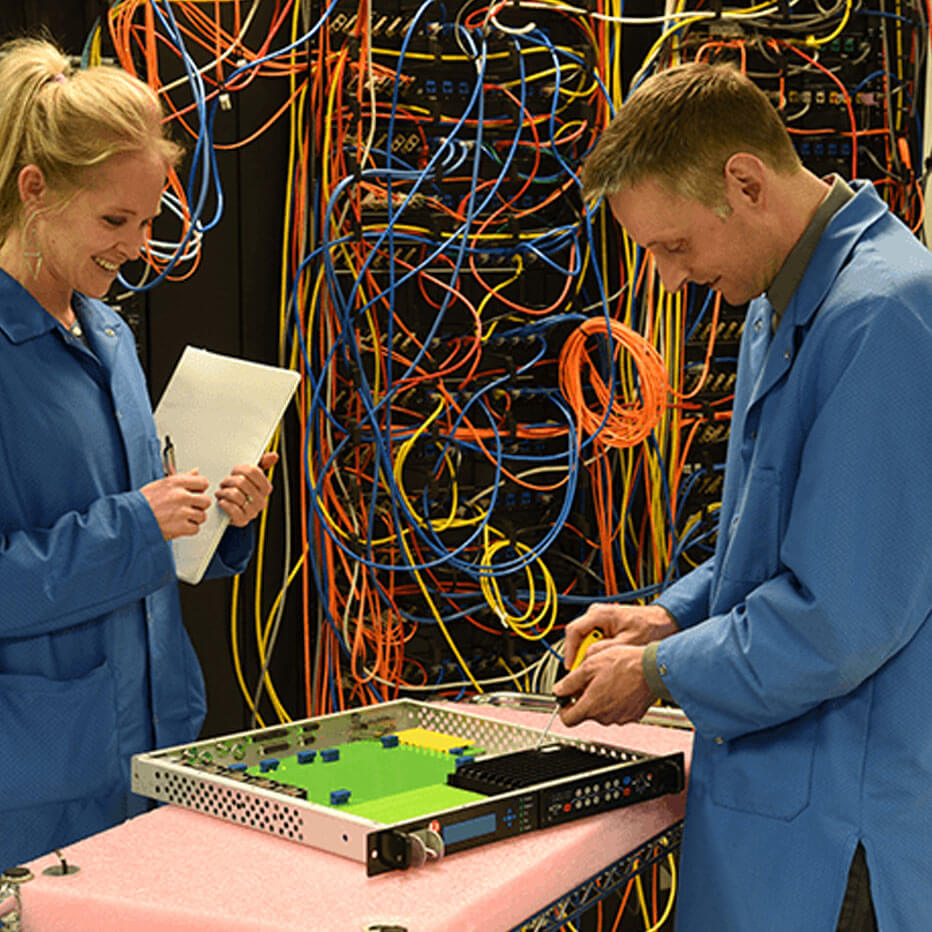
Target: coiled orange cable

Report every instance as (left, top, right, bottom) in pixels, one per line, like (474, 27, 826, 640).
(559, 317, 670, 448)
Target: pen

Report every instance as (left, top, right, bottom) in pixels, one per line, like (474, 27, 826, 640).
(162, 435, 176, 474)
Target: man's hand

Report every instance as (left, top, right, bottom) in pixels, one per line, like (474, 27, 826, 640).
(563, 602, 678, 670)
(553, 643, 654, 727)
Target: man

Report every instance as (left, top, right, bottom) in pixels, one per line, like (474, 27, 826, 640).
(555, 62, 932, 931)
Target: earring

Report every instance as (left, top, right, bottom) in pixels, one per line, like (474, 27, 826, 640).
(21, 212, 42, 278)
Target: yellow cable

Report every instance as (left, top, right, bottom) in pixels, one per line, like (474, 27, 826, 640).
(638, 15, 708, 78)
(233, 0, 308, 726)
(479, 255, 524, 341)
(397, 526, 484, 693)
(226, 0, 309, 727)
(251, 428, 293, 723)
(257, 551, 307, 720)
(496, 656, 526, 691)
(231, 574, 266, 728)
(479, 530, 557, 640)
(805, 0, 852, 47)
(278, 1, 305, 362)
(89, 26, 102, 66)
(392, 399, 463, 534)
(636, 853, 677, 932)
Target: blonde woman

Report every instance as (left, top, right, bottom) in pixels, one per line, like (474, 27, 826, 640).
(0, 37, 275, 867)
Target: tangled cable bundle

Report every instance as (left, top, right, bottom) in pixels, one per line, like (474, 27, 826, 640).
(559, 317, 670, 447)
(93, 0, 927, 719)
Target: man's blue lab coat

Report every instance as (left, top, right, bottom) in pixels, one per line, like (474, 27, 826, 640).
(653, 182, 932, 930)
(0, 272, 251, 867)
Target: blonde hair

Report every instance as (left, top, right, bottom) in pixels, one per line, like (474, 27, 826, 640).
(0, 37, 183, 244)
(580, 63, 801, 211)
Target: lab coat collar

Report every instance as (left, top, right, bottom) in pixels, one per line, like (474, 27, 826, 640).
(0, 269, 126, 372)
(747, 181, 888, 410)
(0, 268, 59, 343)
(780, 180, 888, 331)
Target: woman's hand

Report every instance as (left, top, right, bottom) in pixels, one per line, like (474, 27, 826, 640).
(140, 470, 212, 540)
(214, 452, 279, 527)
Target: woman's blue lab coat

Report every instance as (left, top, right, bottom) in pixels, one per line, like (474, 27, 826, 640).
(654, 183, 932, 930)
(0, 271, 252, 868)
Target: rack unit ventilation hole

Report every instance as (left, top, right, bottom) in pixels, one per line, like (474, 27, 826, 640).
(155, 769, 305, 840)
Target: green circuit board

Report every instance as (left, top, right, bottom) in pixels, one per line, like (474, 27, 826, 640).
(242, 727, 488, 823)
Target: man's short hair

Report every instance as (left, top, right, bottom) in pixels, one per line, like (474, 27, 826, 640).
(580, 62, 801, 211)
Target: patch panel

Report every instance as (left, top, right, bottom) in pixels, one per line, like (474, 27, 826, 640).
(300, 0, 928, 720)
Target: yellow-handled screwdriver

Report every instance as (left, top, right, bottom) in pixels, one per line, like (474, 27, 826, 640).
(535, 629, 604, 749)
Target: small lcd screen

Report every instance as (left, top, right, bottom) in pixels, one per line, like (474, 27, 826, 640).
(441, 812, 497, 846)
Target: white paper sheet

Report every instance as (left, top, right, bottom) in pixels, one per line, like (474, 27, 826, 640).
(153, 346, 300, 584)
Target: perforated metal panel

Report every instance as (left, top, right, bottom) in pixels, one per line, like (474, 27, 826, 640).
(153, 767, 307, 841)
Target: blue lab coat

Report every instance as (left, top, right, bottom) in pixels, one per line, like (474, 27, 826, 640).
(654, 182, 932, 930)
(0, 271, 252, 868)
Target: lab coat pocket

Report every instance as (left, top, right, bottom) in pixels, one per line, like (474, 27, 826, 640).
(710, 713, 816, 820)
(718, 466, 783, 586)
(0, 660, 122, 810)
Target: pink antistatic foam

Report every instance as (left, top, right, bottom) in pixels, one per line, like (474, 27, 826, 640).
(19, 709, 691, 932)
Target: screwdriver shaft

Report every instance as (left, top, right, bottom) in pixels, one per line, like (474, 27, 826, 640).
(535, 705, 561, 749)
(534, 628, 604, 749)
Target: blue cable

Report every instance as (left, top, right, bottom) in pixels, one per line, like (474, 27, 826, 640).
(121, 0, 343, 291)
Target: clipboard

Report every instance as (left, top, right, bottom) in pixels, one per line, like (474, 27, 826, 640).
(153, 346, 300, 584)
